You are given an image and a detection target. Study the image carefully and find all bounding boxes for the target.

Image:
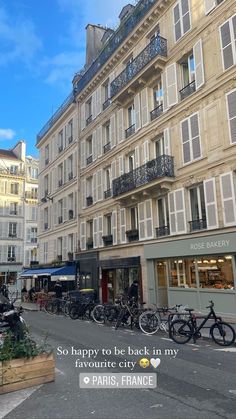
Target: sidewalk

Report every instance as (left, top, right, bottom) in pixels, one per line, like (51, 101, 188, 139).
(15, 301, 39, 311)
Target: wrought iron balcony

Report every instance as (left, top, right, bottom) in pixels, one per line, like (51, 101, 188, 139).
(103, 142, 111, 154)
(58, 145, 63, 153)
(150, 103, 163, 121)
(86, 115, 92, 126)
(104, 189, 112, 199)
(156, 225, 170, 237)
(87, 238, 93, 250)
(86, 196, 93, 207)
(110, 35, 167, 98)
(86, 155, 93, 165)
(102, 234, 113, 246)
(113, 155, 174, 197)
(189, 218, 207, 232)
(103, 98, 111, 111)
(126, 229, 139, 242)
(179, 81, 196, 101)
(125, 124, 135, 139)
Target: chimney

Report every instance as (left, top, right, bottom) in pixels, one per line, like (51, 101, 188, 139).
(119, 4, 135, 23)
(85, 24, 108, 67)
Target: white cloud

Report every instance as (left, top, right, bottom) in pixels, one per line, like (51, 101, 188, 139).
(0, 129, 16, 140)
(42, 51, 85, 88)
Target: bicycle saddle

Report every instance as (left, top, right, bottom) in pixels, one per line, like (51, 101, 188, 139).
(184, 308, 194, 312)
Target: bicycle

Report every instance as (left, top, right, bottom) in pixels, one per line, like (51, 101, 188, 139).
(115, 296, 145, 330)
(139, 304, 188, 335)
(169, 300, 235, 346)
(91, 300, 121, 325)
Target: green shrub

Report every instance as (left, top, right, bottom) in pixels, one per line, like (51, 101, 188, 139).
(0, 330, 52, 361)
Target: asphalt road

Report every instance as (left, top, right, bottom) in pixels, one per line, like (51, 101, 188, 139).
(1, 310, 236, 419)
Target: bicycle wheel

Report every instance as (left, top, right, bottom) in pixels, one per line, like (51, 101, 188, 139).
(115, 308, 125, 330)
(63, 301, 71, 317)
(91, 305, 105, 324)
(139, 311, 160, 335)
(210, 322, 235, 346)
(169, 319, 192, 344)
(69, 305, 79, 320)
(44, 301, 54, 315)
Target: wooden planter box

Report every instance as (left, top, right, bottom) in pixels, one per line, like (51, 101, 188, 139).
(0, 353, 55, 394)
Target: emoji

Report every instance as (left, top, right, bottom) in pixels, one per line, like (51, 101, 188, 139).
(139, 358, 150, 368)
(150, 358, 161, 368)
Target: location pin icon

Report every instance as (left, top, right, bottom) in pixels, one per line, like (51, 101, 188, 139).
(83, 377, 90, 384)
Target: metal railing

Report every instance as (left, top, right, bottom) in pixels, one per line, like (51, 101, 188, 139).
(112, 155, 174, 197)
(156, 225, 170, 237)
(103, 142, 111, 154)
(179, 81, 196, 101)
(103, 98, 111, 111)
(189, 218, 207, 232)
(68, 210, 74, 220)
(150, 103, 163, 121)
(86, 196, 93, 206)
(86, 115, 92, 126)
(126, 229, 139, 242)
(110, 35, 167, 98)
(104, 189, 112, 199)
(125, 124, 135, 139)
(86, 155, 93, 165)
(102, 235, 113, 246)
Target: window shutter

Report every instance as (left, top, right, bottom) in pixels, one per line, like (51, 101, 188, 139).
(26, 227, 31, 242)
(64, 159, 67, 183)
(142, 141, 149, 164)
(97, 169, 103, 201)
(62, 236, 67, 261)
(81, 140, 86, 169)
(181, 118, 191, 164)
(97, 126, 102, 158)
(219, 21, 234, 71)
(98, 215, 103, 247)
(93, 217, 98, 249)
(134, 93, 141, 131)
(190, 113, 201, 160)
(92, 130, 97, 161)
(80, 221, 86, 251)
(168, 189, 187, 235)
(82, 179, 86, 209)
(193, 39, 205, 90)
(166, 63, 178, 107)
(73, 151, 77, 178)
(162, 72, 168, 112)
(117, 108, 124, 143)
(135, 146, 140, 168)
(182, 0, 190, 35)
(63, 197, 67, 222)
(220, 172, 236, 226)
(203, 178, 219, 229)
(141, 87, 149, 127)
(119, 155, 124, 175)
(92, 91, 96, 119)
(138, 202, 145, 240)
(96, 86, 102, 116)
(112, 210, 117, 245)
(110, 114, 116, 148)
(173, 3, 181, 42)
(17, 222, 22, 239)
(81, 103, 85, 131)
(164, 128, 171, 155)
(93, 173, 97, 203)
(120, 208, 126, 243)
(226, 90, 236, 144)
(204, 0, 215, 15)
(145, 199, 153, 239)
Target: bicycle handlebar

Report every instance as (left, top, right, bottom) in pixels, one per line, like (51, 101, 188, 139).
(206, 300, 214, 309)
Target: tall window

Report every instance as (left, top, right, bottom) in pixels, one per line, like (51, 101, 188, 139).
(68, 234, 74, 253)
(86, 136, 92, 164)
(10, 202, 18, 215)
(57, 238, 62, 259)
(9, 222, 17, 238)
(10, 183, 19, 195)
(226, 90, 236, 144)
(181, 113, 201, 164)
(157, 197, 169, 229)
(173, 0, 191, 42)
(68, 155, 73, 180)
(180, 53, 195, 88)
(128, 152, 135, 172)
(130, 207, 138, 230)
(58, 131, 63, 152)
(127, 104, 135, 128)
(68, 119, 73, 143)
(45, 145, 49, 165)
(44, 208, 49, 230)
(189, 184, 206, 231)
(58, 164, 63, 186)
(220, 14, 236, 71)
(8, 245, 16, 261)
(153, 80, 163, 108)
(105, 214, 112, 235)
(43, 242, 48, 263)
(155, 135, 165, 157)
(58, 200, 63, 224)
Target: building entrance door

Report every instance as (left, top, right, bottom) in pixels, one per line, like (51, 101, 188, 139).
(156, 261, 168, 306)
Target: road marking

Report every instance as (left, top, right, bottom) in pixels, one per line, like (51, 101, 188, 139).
(0, 386, 41, 419)
(214, 348, 236, 352)
(160, 338, 172, 341)
(187, 343, 200, 347)
(229, 390, 236, 395)
(55, 367, 65, 375)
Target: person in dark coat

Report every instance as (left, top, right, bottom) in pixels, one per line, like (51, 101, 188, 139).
(127, 280, 139, 302)
(54, 280, 63, 299)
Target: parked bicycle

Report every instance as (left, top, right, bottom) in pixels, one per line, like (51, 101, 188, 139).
(91, 299, 121, 325)
(44, 296, 71, 316)
(115, 296, 145, 330)
(169, 300, 235, 346)
(139, 304, 188, 335)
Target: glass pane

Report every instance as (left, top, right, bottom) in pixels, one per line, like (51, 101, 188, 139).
(197, 256, 234, 289)
(190, 188, 199, 220)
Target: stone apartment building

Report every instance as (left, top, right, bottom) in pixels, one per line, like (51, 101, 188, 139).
(37, 0, 236, 316)
(0, 141, 38, 290)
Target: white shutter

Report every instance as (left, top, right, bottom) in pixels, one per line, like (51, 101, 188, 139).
(138, 202, 145, 240)
(168, 189, 187, 235)
(190, 113, 201, 160)
(80, 221, 86, 251)
(166, 63, 178, 107)
(220, 172, 236, 226)
(226, 90, 236, 144)
(135, 146, 140, 168)
(219, 20, 234, 71)
(110, 114, 116, 148)
(64, 159, 67, 183)
(82, 179, 86, 209)
(173, 2, 181, 42)
(92, 130, 97, 161)
(111, 160, 116, 182)
(134, 93, 141, 131)
(164, 128, 171, 155)
(17, 222, 22, 239)
(204, 0, 216, 15)
(93, 217, 98, 249)
(96, 86, 102, 116)
(112, 210, 117, 245)
(93, 173, 97, 203)
(81, 103, 85, 131)
(193, 39, 205, 90)
(97, 125, 102, 158)
(203, 178, 219, 229)
(145, 199, 153, 239)
(117, 109, 124, 143)
(63, 197, 67, 222)
(73, 151, 77, 178)
(142, 141, 149, 164)
(63, 236, 68, 261)
(120, 208, 126, 244)
(118, 155, 124, 175)
(81, 140, 86, 169)
(181, 118, 191, 164)
(141, 87, 149, 126)
(98, 215, 103, 248)
(92, 91, 96, 119)
(97, 169, 103, 201)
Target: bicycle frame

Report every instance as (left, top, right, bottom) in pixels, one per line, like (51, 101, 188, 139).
(187, 306, 222, 342)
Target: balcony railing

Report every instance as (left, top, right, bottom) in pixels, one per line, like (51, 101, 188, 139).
(110, 35, 167, 98)
(86, 115, 92, 126)
(87, 155, 93, 165)
(68, 210, 74, 220)
(113, 155, 174, 197)
(87, 239, 93, 250)
(103, 142, 111, 154)
(104, 189, 112, 199)
(150, 103, 163, 121)
(189, 218, 207, 232)
(179, 81, 196, 101)
(103, 98, 111, 111)
(86, 196, 93, 207)
(156, 225, 170, 237)
(102, 234, 113, 246)
(125, 124, 135, 139)
(126, 229, 139, 242)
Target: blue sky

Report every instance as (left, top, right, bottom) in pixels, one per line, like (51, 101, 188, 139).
(0, 0, 134, 157)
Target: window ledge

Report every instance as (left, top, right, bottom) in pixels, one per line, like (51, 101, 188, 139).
(177, 156, 207, 171)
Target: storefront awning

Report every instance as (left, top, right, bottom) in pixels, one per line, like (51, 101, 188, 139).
(19, 265, 76, 281)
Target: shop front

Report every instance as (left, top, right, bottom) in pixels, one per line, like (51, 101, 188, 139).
(76, 251, 99, 294)
(99, 257, 141, 303)
(144, 231, 236, 317)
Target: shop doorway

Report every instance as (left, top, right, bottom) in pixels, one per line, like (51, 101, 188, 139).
(156, 261, 168, 306)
